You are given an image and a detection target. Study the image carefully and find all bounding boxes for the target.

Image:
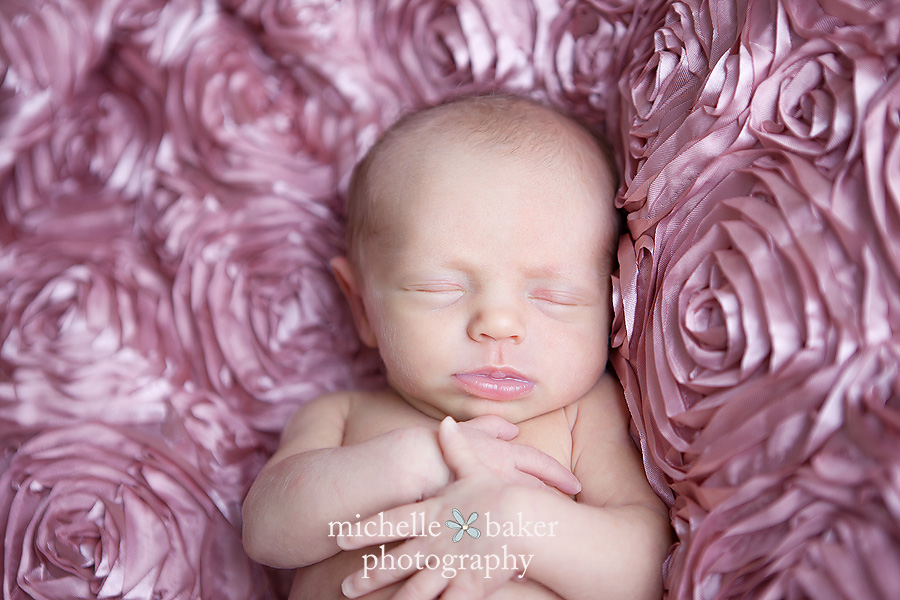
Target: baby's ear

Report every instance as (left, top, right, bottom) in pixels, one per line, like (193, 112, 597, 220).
(329, 256, 378, 348)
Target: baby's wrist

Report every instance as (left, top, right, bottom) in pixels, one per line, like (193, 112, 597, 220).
(390, 426, 450, 501)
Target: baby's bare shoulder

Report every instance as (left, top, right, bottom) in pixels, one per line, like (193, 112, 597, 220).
(269, 387, 427, 467)
(342, 388, 439, 445)
(271, 391, 357, 459)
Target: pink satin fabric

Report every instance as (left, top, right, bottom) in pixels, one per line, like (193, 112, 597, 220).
(1, 0, 899, 598)
(613, 0, 900, 596)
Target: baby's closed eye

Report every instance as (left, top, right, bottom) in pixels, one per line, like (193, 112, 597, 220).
(402, 282, 466, 307)
(405, 283, 465, 293)
(529, 289, 589, 307)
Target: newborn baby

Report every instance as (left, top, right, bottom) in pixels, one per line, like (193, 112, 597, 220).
(242, 94, 670, 600)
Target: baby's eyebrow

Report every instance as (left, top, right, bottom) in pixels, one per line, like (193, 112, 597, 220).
(436, 261, 568, 280)
(523, 264, 576, 281)
(408, 258, 599, 285)
(525, 264, 608, 288)
(526, 264, 563, 277)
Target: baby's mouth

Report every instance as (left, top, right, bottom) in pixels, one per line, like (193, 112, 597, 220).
(453, 367, 535, 401)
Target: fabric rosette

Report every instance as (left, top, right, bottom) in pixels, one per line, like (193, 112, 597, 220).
(0, 0, 117, 181)
(219, 0, 393, 170)
(0, 423, 271, 600)
(172, 195, 382, 432)
(358, 0, 541, 106)
(0, 0, 110, 102)
(0, 233, 188, 428)
(223, 0, 359, 59)
(617, 0, 756, 225)
(748, 36, 889, 177)
(1, 75, 163, 234)
(613, 150, 876, 486)
(160, 12, 339, 200)
(783, 0, 900, 55)
(666, 344, 900, 598)
(541, 0, 656, 136)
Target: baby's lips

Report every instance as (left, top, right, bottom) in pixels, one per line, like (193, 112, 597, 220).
(454, 374, 535, 400)
(454, 367, 536, 401)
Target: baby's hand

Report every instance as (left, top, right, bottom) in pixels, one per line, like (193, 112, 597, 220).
(455, 415, 581, 496)
(339, 417, 547, 600)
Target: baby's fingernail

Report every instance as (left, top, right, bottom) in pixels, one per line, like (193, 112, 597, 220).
(442, 415, 459, 429)
(336, 535, 348, 549)
(341, 577, 357, 598)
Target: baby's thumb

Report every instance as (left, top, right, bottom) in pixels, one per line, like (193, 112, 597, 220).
(438, 416, 482, 479)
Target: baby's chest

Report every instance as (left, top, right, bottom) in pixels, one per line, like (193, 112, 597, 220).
(511, 416, 574, 473)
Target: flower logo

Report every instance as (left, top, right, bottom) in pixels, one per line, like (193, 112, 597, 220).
(446, 508, 480, 542)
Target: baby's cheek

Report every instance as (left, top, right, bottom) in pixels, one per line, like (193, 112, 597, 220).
(377, 324, 433, 379)
(542, 327, 607, 377)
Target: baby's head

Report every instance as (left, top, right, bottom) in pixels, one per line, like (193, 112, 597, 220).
(332, 94, 620, 423)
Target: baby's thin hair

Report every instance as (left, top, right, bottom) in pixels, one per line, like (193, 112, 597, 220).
(345, 93, 619, 271)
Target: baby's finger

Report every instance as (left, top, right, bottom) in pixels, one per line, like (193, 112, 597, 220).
(340, 538, 430, 599)
(460, 414, 519, 441)
(506, 469, 554, 491)
(513, 445, 581, 496)
(438, 416, 489, 480)
(438, 574, 506, 600)
(336, 503, 434, 550)
(391, 567, 448, 600)
(440, 584, 483, 600)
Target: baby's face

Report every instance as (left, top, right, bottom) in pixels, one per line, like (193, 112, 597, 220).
(356, 139, 614, 423)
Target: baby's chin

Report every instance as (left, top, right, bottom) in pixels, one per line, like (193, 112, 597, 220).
(391, 385, 563, 424)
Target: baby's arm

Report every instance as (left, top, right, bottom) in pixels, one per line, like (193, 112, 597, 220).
(339, 376, 669, 600)
(241, 392, 446, 569)
(511, 375, 672, 599)
(241, 392, 581, 570)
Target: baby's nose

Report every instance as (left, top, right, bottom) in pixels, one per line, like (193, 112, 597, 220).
(466, 302, 526, 344)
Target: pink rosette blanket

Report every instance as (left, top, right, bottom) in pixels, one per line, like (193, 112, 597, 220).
(1, 0, 898, 598)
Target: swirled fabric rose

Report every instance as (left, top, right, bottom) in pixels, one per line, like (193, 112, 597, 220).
(0, 0, 113, 178)
(172, 195, 383, 432)
(541, 0, 662, 137)
(617, 0, 759, 222)
(218, 0, 391, 174)
(541, 0, 630, 132)
(224, 0, 356, 56)
(160, 12, 338, 200)
(357, 0, 541, 106)
(0, 423, 271, 600)
(748, 36, 890, 177)
(0, 0, 110, 102)
(666, 346, 900, 598)
(0, 232, 188, 428)
(2, 75, 164, 233)
(613, 150, 874, 484)
(783, 0, 900, 55)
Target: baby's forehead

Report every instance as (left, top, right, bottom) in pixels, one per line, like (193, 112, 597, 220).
(370, 104, 613, 196)
(383, 99, 597, 161)
(350, 96, 619, 271)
